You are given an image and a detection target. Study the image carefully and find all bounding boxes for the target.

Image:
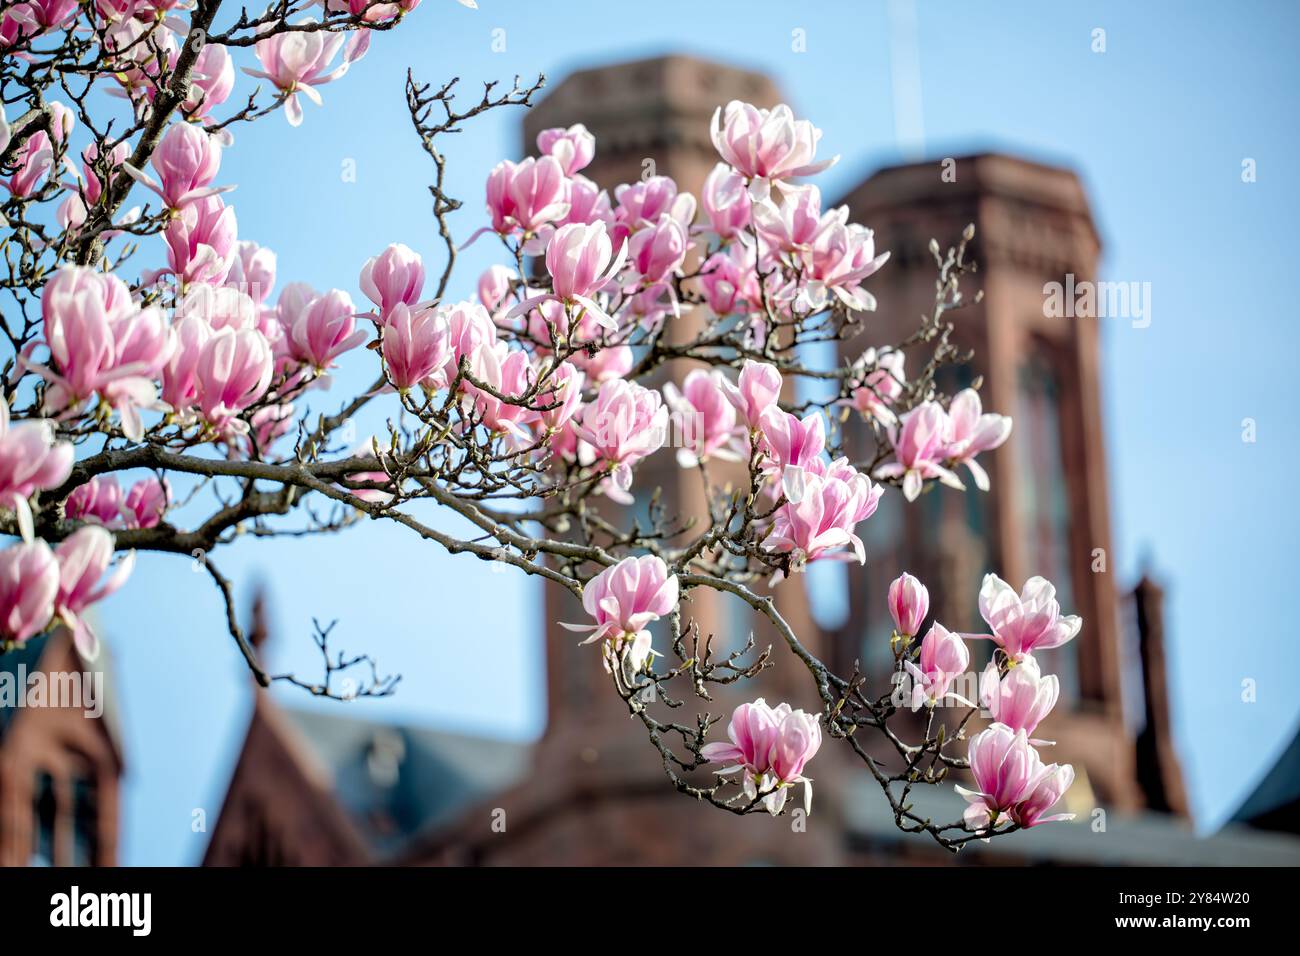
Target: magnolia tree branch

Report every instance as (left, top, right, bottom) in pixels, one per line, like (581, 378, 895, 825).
(1, 1, 1080, 851)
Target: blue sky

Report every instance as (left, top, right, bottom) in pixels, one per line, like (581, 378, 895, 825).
(71, 0, 1300, 864)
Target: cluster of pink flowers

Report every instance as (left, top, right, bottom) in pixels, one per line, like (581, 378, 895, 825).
(702, 698, 823, 815)
(884, 569, 1079, 833)
(0, 3, 427, 663)
(444, 98, 887, 482)
(0, 525, 132, 659)
(63, 474, 170, 530)
(24, 266, 172, 442)
(2, 4, 377, 128)
(437, 103, 1012, 521)
(874, 390, 1013, 502)
(957, 723, 1076, 833)
(28, 123, 377, 446)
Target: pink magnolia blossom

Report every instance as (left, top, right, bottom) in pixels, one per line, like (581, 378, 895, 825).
(123, 122, 225, 210)
(980, 654, 1060, 743)
(359, 243, 425, 318)
(720, 359, 782, 430)
(802, 212, 889, 311)
(224, 240, 277, 304)
(473, 156, 570, 241)
(31, 267, 171, 441)
(955, 723, 1036, 829)
(124, 475, 170, 529)
(8, 0, 79, 32)
(944, 388, 1012, 491)
(161, 313, 213, 416)
(536, 123, 595, 176)
(904, 622, 973, 710)
(888, 571, 929, 639)
(710, 100, 838, 197)
(103, 20, 177, 104)
(245, 22, 368, 127)
(100, 304, 173, 428)
(285, 288, 365, 372)
(183, 41, 235, 120)
(534, 361, 583, 433)
(614, 175, 695, 230)
(322, 0, 421, 24)
(161, 194, 238, 287)
(627, 214, 689, 285)
(476, 264, 516, 315)
(874, 401, 964, 502)
(971, 574, 1082, 662)
(3, 130, 54, 198)
(442, 300, 497, 383)
(662, 369, 742, 468)
(272, 281, 317, 335)
(559, 174, 614, 229)
(700, 162, 751, 240)
(956, 723, 1076, 833)
(843, 347, 905, 425)
(560, 554, 678, 672)
(64, 475, 127, 526)
(573, 379, 668, 500)
(463, 344, 534, 440)
(753, 183, 827, 253)
(54, 525, 134, 659)
(701, 699, 780, 779)
(768, 707, 822, 813)
(757, 406, 825, 502)
(39, 265, 135, 366)
(95, 0, 139, 21)
(698, 243, 760, 317)
(0, 539, 60, 646)
(195, 327, 274, 432)
(382, 303, 450, 393)
(764, 467, 881, 573)
(507, 221, 626, 330)
(544, 220, 623, 305)
(1010, 762, 1076, 829)
(702, 699, 822, 815)
(0, 399, 75, 541)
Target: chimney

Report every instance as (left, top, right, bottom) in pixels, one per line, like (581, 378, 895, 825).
(1132, 573, 1190, 816)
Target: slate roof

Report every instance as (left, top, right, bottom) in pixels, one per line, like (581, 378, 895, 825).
(278, 705, 532, 858)
(1230, 723, 1300, 834)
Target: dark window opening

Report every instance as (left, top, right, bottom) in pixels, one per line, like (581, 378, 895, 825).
(30, 771, 56, 867)
(72, 774, 99, 867)
(1015, 354, 1079, 704)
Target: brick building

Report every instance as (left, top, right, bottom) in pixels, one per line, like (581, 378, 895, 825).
(0, 629, 123, 866)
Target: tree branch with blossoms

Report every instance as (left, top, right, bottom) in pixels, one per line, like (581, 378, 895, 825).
(1, 0, 1080, 847)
